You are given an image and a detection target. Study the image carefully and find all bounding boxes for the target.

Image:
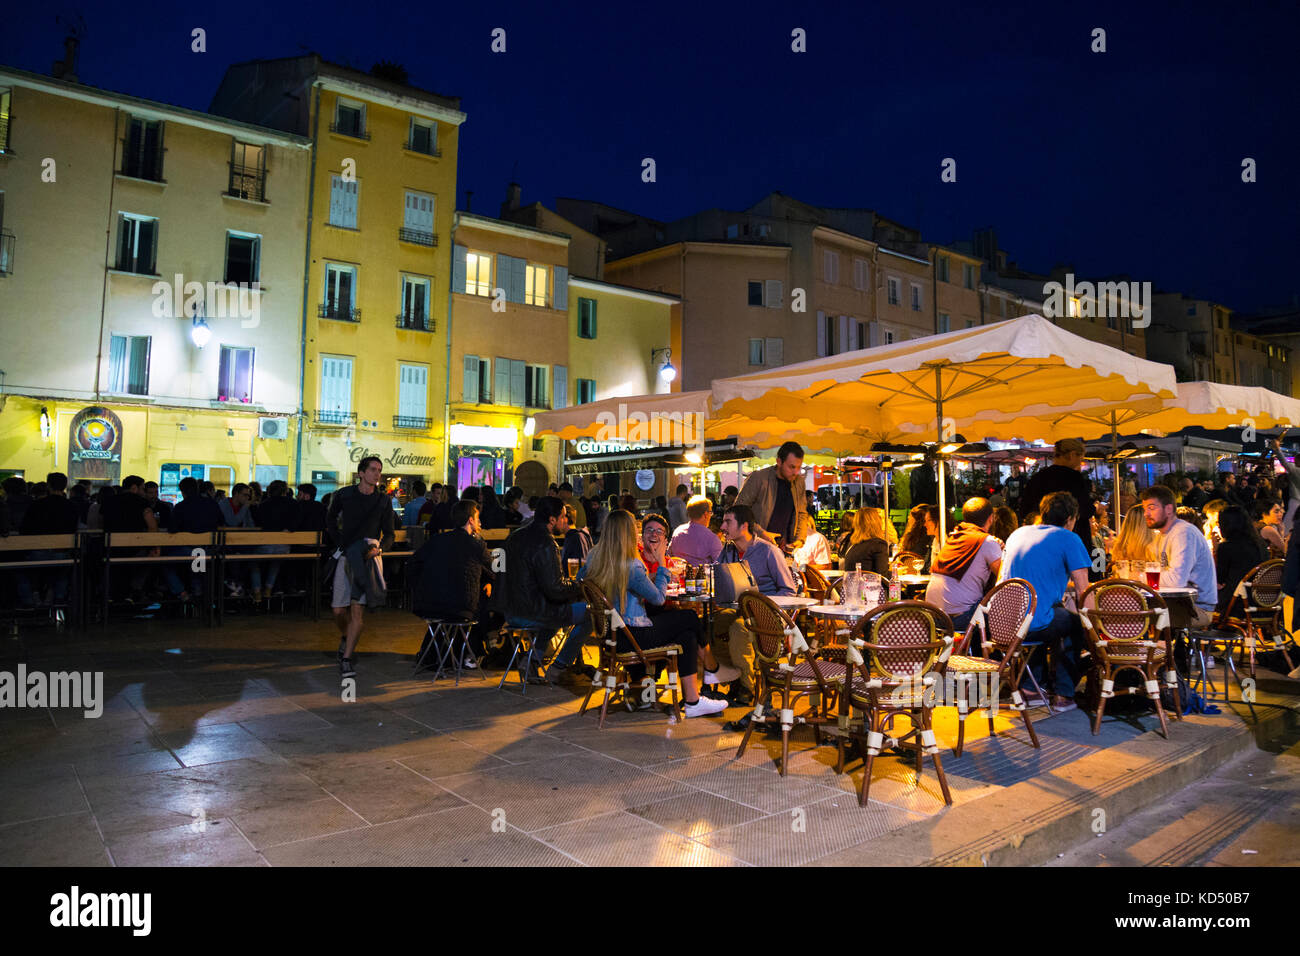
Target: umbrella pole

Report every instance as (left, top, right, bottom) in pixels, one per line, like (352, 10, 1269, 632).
(935, 366, 948, 542)
(1112, 413, 1121, 535)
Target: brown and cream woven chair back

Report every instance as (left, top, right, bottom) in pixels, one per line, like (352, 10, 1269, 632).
(1245, 559, 1285, 610)
(739, 591, 797, 663)
(863, 601, 952, 681)
(979, 578, 1036, 654)
(802, 566, 830, 600)
(1084, 580, 1167, 643)
(580, 579, 612, 640)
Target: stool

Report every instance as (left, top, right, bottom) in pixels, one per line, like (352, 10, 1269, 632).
(498, 626, 550, 694)
(416, 619, 482, 685)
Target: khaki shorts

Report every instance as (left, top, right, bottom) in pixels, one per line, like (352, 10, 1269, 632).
(331, 555, 366, 609)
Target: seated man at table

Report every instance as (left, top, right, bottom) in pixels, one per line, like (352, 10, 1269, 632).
(501, 495, 592, 684)
(410, 498, 496, 665)
(668, 495, 723, 566)
(925, 497, 1002, 634)
(1143, 485, 1218, 628)
(998, 491, 1092, 712)
(710, 504, 798, 705)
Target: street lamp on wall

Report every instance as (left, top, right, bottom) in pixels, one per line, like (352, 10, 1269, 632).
(191, 315, 211, 349)
(39, 407, 52, 441)
(651, 347, 676, 383)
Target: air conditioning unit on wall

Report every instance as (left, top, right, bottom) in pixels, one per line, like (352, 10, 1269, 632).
(258, 417, 288, 440)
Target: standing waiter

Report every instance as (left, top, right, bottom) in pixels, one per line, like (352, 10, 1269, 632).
(1018, 437, 1095, 559)
(735, 441, 811, 552)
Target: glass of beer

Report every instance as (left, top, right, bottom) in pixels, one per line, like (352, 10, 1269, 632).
(1144, 562, 1161, 589)
(567, 558, 579, 580)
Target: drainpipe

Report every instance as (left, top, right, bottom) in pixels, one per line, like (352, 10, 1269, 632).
(94, 109, 123, 399)
(443, 213, 457, 486)
(931, 247, 938, 334)
(292, 82, 322, 486)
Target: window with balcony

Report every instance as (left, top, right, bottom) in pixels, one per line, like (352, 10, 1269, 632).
(398, 275, 432, 330)
(407, 117, 438, 156)
(578, 298, 597, 338)
(227, 141, 266, 202)
(218, 346, 254, 403)
(396, 363, 429, 428)
(332, 100, 367, 139)
(322, 263, 359, 321)
(108, 334, 151, 395)
(400, 190, 436, 245)
(225, 232, 260, 284)
(121, 117, 164, 181)
(115, 214, 158, 275)
(524, 264, 549, 306)
(318, 356, 354, 423)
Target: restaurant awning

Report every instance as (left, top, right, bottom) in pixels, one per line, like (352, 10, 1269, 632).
(563, 439, 753, 476)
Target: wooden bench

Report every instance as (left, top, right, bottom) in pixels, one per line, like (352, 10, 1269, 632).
(220, 530, 323, 620)
(101, 532, 219, 625)
(0, 534, 82, 628)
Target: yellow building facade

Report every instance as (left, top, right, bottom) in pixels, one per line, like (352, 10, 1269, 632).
(210, 56, 464, 495)
(0, 66, 312, 495)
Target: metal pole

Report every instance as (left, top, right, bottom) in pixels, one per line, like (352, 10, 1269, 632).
(1112, 411, 1122, 534)
(935, 366, 948, 542)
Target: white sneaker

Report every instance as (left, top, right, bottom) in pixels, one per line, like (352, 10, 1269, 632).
(704, 664, 742, 685)
(683, 696, 728, 718)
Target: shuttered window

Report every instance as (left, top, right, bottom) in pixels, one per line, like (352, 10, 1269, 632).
(329, 175, 358, 228)
(397, 364, 428, 424)
(319, 356, 353, 419)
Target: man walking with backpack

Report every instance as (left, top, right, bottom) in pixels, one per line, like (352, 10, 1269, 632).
(327, 457, 395, 679)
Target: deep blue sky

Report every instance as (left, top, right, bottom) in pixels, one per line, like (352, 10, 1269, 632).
(6, 0, 1298, 312)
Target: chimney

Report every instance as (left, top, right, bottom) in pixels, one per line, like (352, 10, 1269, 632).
(52, 34, 80, 82)
(505, 182, 522, 213)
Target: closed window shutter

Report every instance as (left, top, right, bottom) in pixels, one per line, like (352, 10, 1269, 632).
(838, 316, 849, 355)
(510, 360, 526, 407)
(108, 335, 127, 392)
(552, 365, 567, 409)
(453, 244, 468, 293)
(463, 356, 480, 404)
(411, 366, 428, 417)
(765, 279, 782, 309)
(337, 358, 353, 413)
(512, 257, 527, 303)
(816, 310, 827, 357)
(498, 256, 514, 301)
(330, 175, 344, 224)
(553, 266, 568, 310)
(495, 357, 511, 405)
(869, 321, 881, 348)
(765, 337, 783, 368)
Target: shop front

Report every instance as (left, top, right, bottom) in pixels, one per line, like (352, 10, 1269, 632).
(0, 395, 291, 500)
(564, 439, 751, 504)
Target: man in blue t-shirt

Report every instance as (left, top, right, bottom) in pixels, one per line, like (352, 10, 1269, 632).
(999, 491, 1093, 712)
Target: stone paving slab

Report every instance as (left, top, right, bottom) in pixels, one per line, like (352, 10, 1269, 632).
(2, 609, 1297, 866)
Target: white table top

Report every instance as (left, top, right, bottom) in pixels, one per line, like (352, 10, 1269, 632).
(900, 574, 930, 586)
(769, 595, 819, 608)
(1154, 587, 1198, 597)
(821, 569, 845, 579)
(809, 603, 878, 618)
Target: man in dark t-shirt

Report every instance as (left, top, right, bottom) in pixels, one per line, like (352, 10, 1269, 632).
(16, 472, 78, 607)
(102, 475, 157, 533)
(1017, 438, 1095, 559)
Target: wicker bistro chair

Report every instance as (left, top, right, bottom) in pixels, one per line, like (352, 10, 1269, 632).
(734, 592, 845, 775)
(1078, 580, 1178, 738)
(841, 601, 957, 806)
(947, 578, 1038, 757)
(1216, 559, 1291, 679)
(1081, 579, 1183, 719)
(802, 566, 831, 601)
(578, 580, 682, 728)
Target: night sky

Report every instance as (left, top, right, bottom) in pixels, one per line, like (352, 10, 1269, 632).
(6, 0, 1298, 313)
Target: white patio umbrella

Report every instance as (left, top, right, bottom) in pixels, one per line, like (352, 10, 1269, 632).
(982, 381, 1300, 530)
(711, 314, 1180, 540)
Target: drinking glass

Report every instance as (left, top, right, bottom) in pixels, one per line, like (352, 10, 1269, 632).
(1144, 562, 1161, 589)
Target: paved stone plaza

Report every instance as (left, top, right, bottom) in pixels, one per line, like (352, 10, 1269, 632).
(2, 609, 1297, 867)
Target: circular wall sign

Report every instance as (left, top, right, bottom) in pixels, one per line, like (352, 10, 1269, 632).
(634, 469, 655, 491)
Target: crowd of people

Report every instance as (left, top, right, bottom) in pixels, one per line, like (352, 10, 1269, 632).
(4, 431, 1298, 725)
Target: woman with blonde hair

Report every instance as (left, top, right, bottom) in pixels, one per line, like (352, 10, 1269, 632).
(580, 510, 726, 717)
(1202, 498, 1229, 554)
(1109, 505, 1156, 574)
(841, 507, 890, 575)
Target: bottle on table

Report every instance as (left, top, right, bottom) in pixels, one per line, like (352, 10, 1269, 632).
(888, 565, 901, 602)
